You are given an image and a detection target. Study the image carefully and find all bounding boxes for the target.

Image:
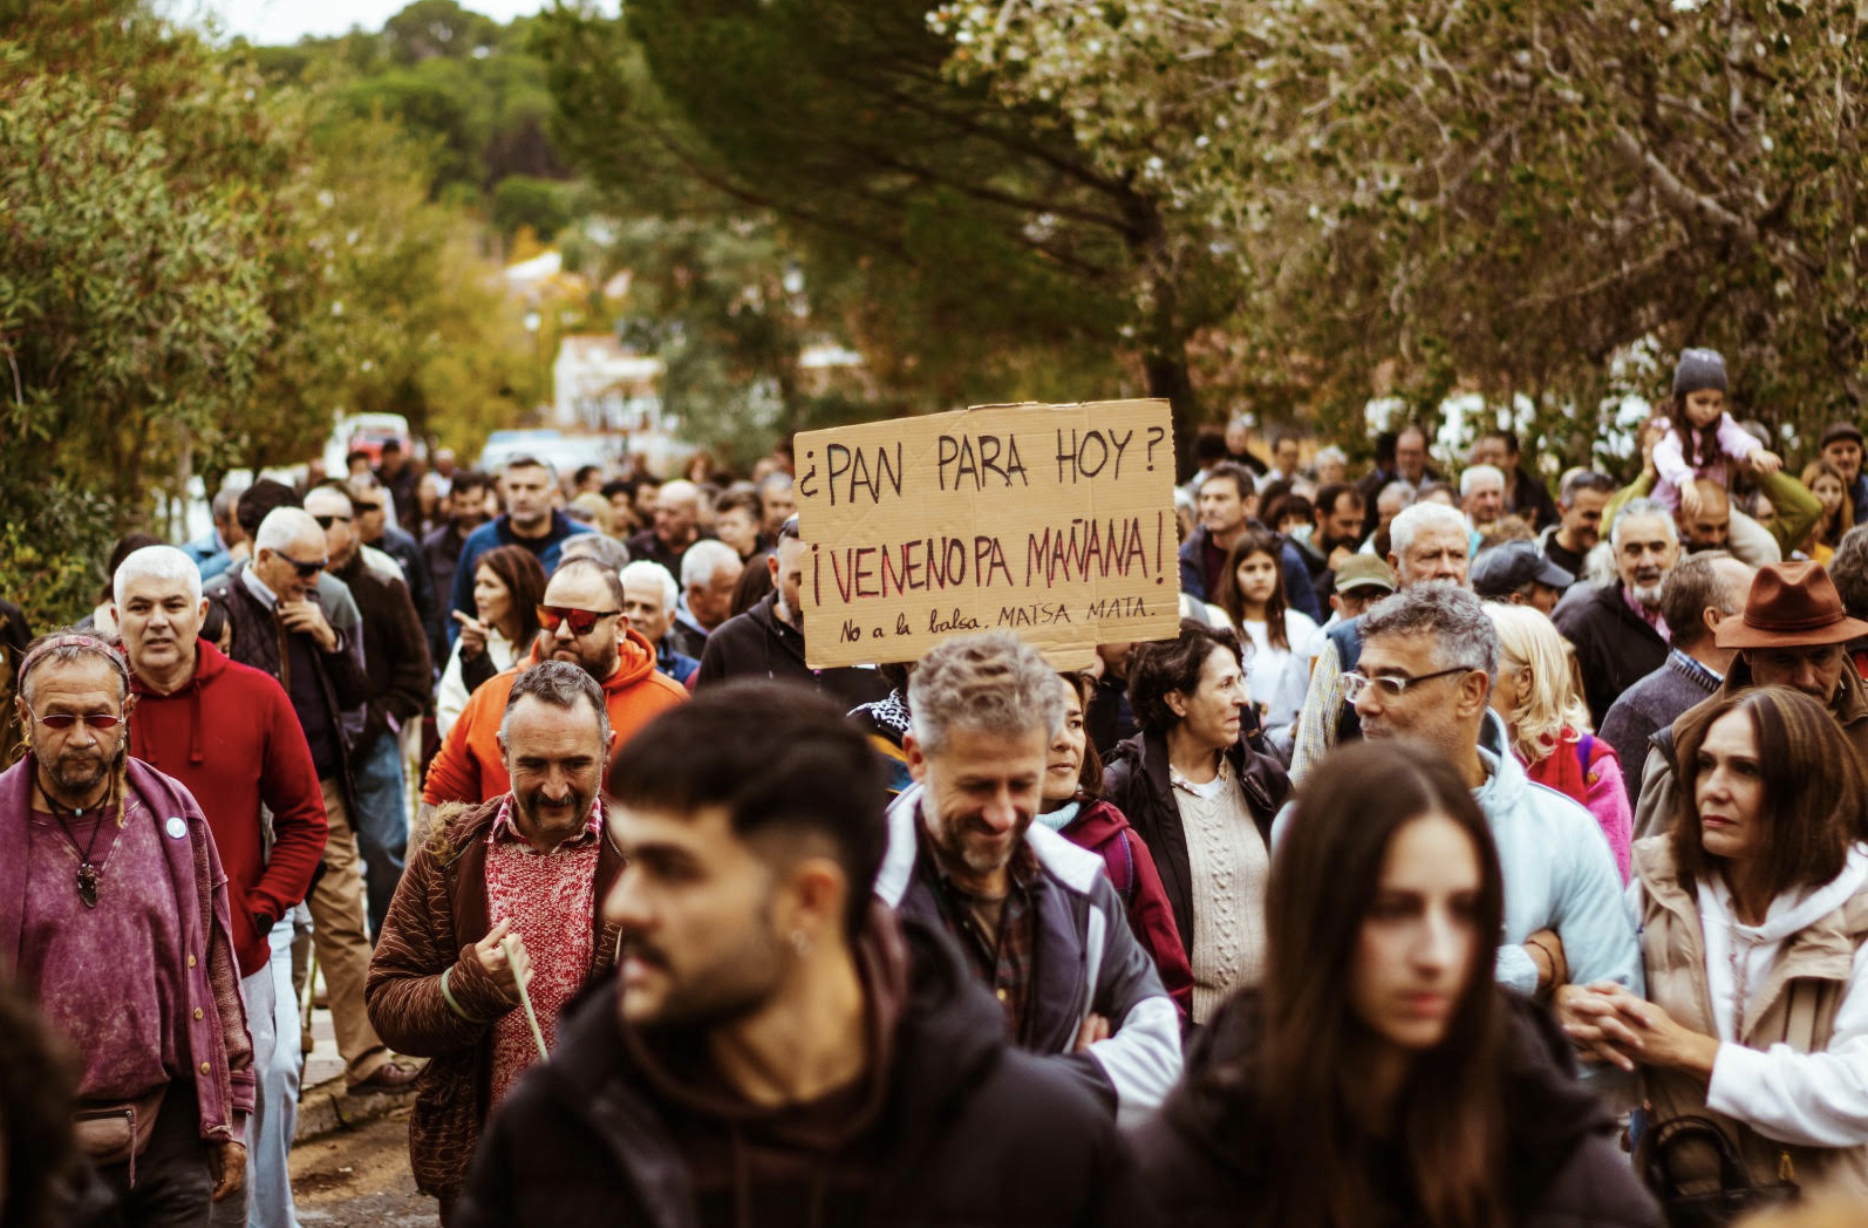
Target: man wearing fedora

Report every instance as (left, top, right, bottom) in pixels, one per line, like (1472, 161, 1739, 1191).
(1631, 560, 1868, 842)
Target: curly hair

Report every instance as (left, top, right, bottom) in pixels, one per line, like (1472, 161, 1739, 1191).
(908, 631, 1064, 755)
(1127, 620, 1246, 734)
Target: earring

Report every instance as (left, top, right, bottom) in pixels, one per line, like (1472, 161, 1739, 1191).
(789, 929, 812, 958)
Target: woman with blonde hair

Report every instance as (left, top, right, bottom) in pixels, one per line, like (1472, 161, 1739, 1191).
(1801, 459, 1854, 563)
(1485, 602, 1633, 880)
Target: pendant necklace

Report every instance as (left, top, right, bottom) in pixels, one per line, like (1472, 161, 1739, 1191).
(40, 781, 116, 909)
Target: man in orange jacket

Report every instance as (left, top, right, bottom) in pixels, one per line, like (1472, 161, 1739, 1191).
(421, 558, 686, 823)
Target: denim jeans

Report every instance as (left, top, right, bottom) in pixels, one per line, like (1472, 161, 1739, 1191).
(351, 729, 409, 940)
(210, 920, 302, 1228)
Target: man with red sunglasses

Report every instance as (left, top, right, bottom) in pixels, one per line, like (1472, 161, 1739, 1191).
(421, 558, 687, 821)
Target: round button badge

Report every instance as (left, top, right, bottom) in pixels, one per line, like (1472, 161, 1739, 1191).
(166, 817, 188, 839)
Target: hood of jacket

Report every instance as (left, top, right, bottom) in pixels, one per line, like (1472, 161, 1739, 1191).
(128, 638, 231, 768)
(1063, 799, 1135, 849)
(1473, 708, 1529, 815)
(523, 624, 663, 693)
(1703, 842, 1868, 946)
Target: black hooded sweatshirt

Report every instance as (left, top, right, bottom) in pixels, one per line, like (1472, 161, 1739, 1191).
(455, 913, 1150, 1228)
(1130, 989, 1662, 1228)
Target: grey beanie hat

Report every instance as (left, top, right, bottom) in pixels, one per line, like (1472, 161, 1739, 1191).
(1672, 348, 1728, 398)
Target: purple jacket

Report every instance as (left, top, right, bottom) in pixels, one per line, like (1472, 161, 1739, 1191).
(0, 756, 254, 1143)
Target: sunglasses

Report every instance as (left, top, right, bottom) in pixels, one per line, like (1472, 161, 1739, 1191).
(537, 605, 620, 636)
(30, 711, 124, 732)
(312, 514, 352, 530)
(273, 549, 328, 579)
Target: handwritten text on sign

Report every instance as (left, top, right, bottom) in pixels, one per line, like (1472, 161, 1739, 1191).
(795, 399, 1180, 669)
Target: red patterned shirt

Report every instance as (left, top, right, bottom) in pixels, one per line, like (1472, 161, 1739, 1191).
(483, 795, 604, 1104)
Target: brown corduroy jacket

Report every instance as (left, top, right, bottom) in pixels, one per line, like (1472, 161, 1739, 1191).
(365, 797, 624, 1199)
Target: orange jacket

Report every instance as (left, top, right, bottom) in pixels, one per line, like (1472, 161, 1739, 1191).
(422, 629, 686, 806)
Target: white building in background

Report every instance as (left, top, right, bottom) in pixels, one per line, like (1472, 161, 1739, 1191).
(552, 333, 665, 431)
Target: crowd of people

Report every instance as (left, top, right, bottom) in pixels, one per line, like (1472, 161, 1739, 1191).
(6, 347, 1868, 1227)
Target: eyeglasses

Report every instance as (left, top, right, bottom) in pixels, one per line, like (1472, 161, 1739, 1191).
(1342, 665, 1477, 702)
(30, 711, 124, 732)
(537, 605, 621, 636)
(312, 514, 352, 530)
(271, 549, 328, 579)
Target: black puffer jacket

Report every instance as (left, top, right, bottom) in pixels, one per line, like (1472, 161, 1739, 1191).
(1552, 580, 1669, 729)
(692, 592, 889, 709)
(1101, 729, 1290, 957)
(455, 916, 1150, 1228)
(1131, 989, 1662, 1228)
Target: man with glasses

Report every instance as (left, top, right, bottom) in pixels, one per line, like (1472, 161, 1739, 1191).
(422, 558, 687, 817)
(2, 630, 254, 1223)
(210, 507, 421, 1096)
(1303, 582, 1638, 1006)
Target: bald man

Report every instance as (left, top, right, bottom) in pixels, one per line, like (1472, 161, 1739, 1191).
(626, 478, 714, 577)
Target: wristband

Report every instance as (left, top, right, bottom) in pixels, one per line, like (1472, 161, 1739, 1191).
(441, 966, 489, 1024)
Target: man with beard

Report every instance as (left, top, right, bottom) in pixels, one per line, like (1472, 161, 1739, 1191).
(877, 633, 1182, 1123)
(1309, 584, 1639, 1004)
(446, 457, 592, 647)
(1553, 498, 1680, 726)
(625, 479, 712, 579)
(2, 632, 254, 1221)
(1286, 482, 1364, 600)
(369, 663, 621, 1224)
(116, 546, 328, 1228)
(454, 681, 1147, 1228)
(422, 558, 686, 815)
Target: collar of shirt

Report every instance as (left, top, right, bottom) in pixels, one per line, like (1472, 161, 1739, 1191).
(1667, 647, 1723, 691)
(241, 565, 280, 610)
(488, 793, 605, 848)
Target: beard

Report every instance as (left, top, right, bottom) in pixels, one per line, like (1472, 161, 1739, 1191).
(514, 783, 595, 839)
(1632, 580, 1665, 608)
(42, 739, 123, 803)
(622, 917, 788, 1031)
(552, 640, 618, 681)
(936, 805, 1030, 877)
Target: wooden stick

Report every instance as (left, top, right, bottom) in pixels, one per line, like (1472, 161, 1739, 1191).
(501, 936, 549, 1061)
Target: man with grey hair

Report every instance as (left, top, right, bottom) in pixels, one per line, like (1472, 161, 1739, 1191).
(369, 661, 622, 1219)
(1597, 552, 1755, 805)
(209, 506, 419, 1095)
(1290, 500, 1473, 780)
(875, 631, 1182, 1124)
(671, 539, 743, 660)
(1459, 463, 1507, 532)
(1312, 584, 1639, 1005)
(627, 478, 711, 578)
(619, 560, 698, 686)
(1553, 496, 1680, 726)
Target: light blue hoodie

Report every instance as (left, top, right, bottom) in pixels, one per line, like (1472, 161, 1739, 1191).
(1474, 709, 1644, 998)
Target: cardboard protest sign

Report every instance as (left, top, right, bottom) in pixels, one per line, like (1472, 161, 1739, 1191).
(795, 399, 1181, 670)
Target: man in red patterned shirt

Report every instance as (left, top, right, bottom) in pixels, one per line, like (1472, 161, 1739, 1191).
(365, 661, 622, 1224)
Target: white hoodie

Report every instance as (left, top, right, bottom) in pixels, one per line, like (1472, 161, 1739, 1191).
(1671, 843, 1868, 1148)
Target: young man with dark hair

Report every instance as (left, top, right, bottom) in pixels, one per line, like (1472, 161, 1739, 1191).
(1177, 463, 1321, 619)
(446, 457, 594, 645)
(457, 681, 1147, 1228)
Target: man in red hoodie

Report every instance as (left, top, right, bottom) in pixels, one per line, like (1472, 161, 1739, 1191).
(420, 557, 685, 826)
(115, 545, 328, 1228)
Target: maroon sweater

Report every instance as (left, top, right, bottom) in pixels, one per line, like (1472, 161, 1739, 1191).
(130, 640, 329, 976)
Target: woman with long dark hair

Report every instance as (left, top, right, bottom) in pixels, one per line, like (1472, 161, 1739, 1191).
(1561, 686, 1868, 1202)
(1134, 739, 1659, 1228)
(436, 545, 545, 737)
(1215, 526, 1318, 732)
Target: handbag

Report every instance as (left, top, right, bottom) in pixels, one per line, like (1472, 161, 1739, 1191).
(1640, 1114, 1799, 1228)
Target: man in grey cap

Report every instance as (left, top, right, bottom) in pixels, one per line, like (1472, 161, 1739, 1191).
(1470, 541, 1573, 616)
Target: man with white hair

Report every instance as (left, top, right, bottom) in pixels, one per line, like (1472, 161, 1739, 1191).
(1552, 496, 1680, 727)
(619, 560, 698, 686)
(116, 545, 329, 1228)
(209, 506, 419, 1095)
(1290, 500, 1472, 780)
(626, 478, 711, 578)
(877, 632, 1181, 1123)
(1459, 464, 1507, 532)
(671, 539, 743, 660)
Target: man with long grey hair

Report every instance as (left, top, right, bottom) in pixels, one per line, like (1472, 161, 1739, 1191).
(875, 631, 1181, 1125)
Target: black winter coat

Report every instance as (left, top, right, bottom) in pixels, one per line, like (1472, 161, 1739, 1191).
(693, 592, 890, 709)
(454, 918, 1151, 1228)
(1130, 990, 1662, 1228)
(1551, 581, 1669, 729)
(1101, 729, 1289, 961)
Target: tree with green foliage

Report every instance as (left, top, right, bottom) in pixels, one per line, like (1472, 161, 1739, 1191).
(534, 0, 1233, 451)
(940, 0, 1868, 465)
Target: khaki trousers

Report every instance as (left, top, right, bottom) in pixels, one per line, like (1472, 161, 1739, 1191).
(313, 777, 389, 1083)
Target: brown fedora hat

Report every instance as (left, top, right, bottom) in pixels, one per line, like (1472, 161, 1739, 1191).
(1715, 561, 1868, 649)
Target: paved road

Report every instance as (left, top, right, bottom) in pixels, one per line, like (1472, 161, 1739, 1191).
(291, 1106, 437, 1227)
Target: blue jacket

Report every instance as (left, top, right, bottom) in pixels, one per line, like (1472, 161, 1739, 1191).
(446, 512, 593, 644)
(878, 785, 1183, 1126)
(1177, 524, 1321, 620)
